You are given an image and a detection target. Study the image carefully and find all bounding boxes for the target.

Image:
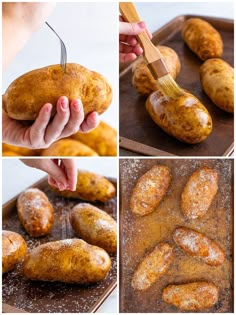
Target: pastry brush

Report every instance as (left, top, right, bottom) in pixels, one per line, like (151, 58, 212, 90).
(119, 2, 184, 99)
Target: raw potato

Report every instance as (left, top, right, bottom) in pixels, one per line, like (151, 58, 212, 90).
(50, 170, 116, 202)
(200, 58, 234, 113)
(71, 121, 117, 156)
(132, 46, 181, 95)
(162, 282, 219, 311)
(182, 18, 223, 60)
(173, 227, 225, 266)
(23, 239, 111, 283)
(41, 139, 98, 156)
(17, 188, 54, 237)
(2, 143, 41, 157)
(132, 242, 174, 291)
(71, 203, 117, 253)
(130, 165, 171, 216)
(181, 166, 218, 219)
(2, 230, 27, 273)
(3, 63, 112, 120)
(146, 90, 213, 144)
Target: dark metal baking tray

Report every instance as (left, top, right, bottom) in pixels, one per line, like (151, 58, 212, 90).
(119, 159, 233, 312)
(119, 15, 234, 156)
(2, 176, 117, 313)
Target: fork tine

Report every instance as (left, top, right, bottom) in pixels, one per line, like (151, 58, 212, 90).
(45, 21, 67, 72)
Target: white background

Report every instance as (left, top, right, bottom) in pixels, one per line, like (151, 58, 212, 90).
(3, 2, 118, 129)
(2, 1, 234, 313)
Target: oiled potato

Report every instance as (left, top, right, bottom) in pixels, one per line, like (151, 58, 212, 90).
(2, 230, 27, 273)
(41, 139, 98, 156)
(130, 165, 171, 216)
(181, 166, 218, 219)
(17, 188, 54, 237)
(173, 227, 225, 266)
(23, 239, 111, 283)
(50, 170, 116, 202)
(2, 143, 41, 157)
(3, 63, 112, 120)
(162, 282, 219, 311)
(182, 18, 223, 60)
(132, 46, 181, 95)
(200, 58, 234, 113)
(71, 121, 117, 156)
(132, 242, 174, 291)
(146, 90, 212, 144)
(71, 203, 117, 253)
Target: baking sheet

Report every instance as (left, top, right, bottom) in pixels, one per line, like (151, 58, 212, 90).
(2, 177, 117, 313)
(119, 15, 234, 156)
(119, 159, 233, 313)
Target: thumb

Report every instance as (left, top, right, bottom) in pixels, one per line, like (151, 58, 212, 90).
(119, 21, 146, 35)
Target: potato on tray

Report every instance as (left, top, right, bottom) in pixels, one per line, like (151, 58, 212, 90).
(200, 58, 234, 113)
(182, 18, 223, 60)
(162, 281, 219, 311)
(130, 165, 172, 216)
(2, 230, 27, 273)
(71, 203, 117, 253)
(49, 169, 116, 202)
(132, 46, 181, 95)
(146, 90, 213, 144)
(23, 239, 111, 283)
(17, 188, 54, 237)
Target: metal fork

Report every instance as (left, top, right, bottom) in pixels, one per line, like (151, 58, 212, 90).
(45, 21, 67, 72)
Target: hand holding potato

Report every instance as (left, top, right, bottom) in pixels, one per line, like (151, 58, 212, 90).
(2, 96, 99, 149)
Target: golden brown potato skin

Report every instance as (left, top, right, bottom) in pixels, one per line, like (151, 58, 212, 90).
(41, 139, 98, 157)
(182, 18, 223, 60)
(23, 239, 111, 283)
(130, 165, 171, 216)
(146, 90, 213, 144)
(132, 46, 181, 95)
(3, 63, 112, 120)
(162, 282, 219, 311)
(181, 166, 218, 219)
(71, 203, 117, 253)
(132, 243, 174, 291)
(71, 121, 117, 156)
(2, 143, 41, 157)
(2, 230, 27, 273)
(200, 58, 234, 113)
(50, 170, 116, 202)
(17, 188, 54, 237)
(173, 227, 225, 266)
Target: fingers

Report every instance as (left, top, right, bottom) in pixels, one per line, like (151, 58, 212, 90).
(79, 112, 100, 133)
(60, 159, 77, 191)
(59, 99, 84, 138)
(119, 52, 138, 63)
(119, 21, 146, 35)
(44, 96, 70, 143)
(27, 103, 52, 148)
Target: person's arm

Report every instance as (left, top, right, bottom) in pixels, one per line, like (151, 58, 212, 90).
(20, 158, 77, 191)
(3, 2, 55, 69)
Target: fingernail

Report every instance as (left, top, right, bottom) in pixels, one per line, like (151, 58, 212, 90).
(60, 97, 68, 111)
(58, 183, 65, 191)
(72, 99, 82, 112)
(46, 103, 52, 113)
(138, 21, 146, 29)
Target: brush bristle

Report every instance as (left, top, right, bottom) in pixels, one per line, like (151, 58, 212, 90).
(157, 74, 184, 99)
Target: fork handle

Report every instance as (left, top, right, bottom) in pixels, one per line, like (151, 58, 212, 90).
(119, 2, 162, 63)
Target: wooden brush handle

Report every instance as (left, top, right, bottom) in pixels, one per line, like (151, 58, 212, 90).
(119, 2, 169, 78)
(119, 2, 162, 62)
